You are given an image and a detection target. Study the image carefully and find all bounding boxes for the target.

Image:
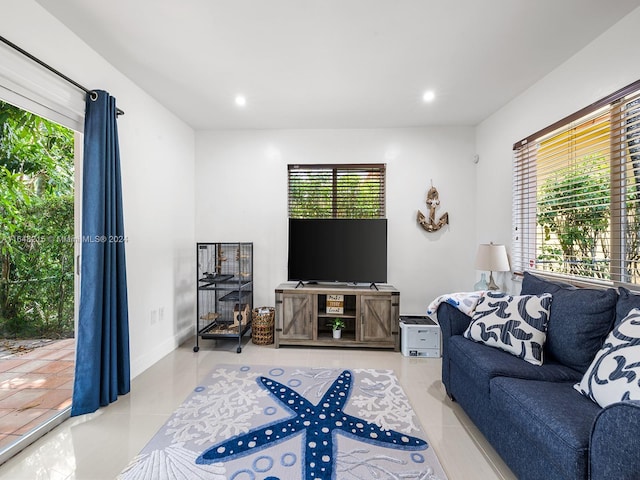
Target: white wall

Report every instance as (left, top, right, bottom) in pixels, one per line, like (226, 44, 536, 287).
(195, 127, 477, 313)
(476, 6, 640, 293)
(1, 1, 196, 378)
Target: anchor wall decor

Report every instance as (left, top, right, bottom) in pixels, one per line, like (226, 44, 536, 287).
(417, 183, 449, 232)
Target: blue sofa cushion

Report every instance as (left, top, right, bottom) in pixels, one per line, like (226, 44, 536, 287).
(616, 287, 640, 326)
(521, 272, 617, 373)
(448, 336, 582, 397)
(575, 308, 640, 407)
(491, 377, 602, 479)
(464, 292, 552, 365)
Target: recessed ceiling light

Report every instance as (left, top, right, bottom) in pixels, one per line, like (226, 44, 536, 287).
(235, 95, 247, 107)
(422, 90, 435, 103)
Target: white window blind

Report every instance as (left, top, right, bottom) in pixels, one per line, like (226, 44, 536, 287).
(288, 164, 386, 218)
(0, 40, 84, 132)
(513, 80, 640, 286)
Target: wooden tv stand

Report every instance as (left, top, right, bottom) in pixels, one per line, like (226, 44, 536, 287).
(274, 283, 400, 350)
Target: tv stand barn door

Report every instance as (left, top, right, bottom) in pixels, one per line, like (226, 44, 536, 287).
(360, 294, 396, 345)
(275, 291, 315, 346)
(274, 283, 399, 350)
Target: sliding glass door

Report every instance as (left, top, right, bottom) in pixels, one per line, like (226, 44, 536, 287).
(0, 99, 77, 458)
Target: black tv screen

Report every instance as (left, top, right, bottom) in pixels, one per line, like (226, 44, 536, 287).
(288, 218, 387, 284)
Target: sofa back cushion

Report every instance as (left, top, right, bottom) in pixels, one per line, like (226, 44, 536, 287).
(616, 287, 640, 326)
(521, 272, 617, 373)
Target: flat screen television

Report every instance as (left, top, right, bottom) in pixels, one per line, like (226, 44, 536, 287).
(288, 218, 387, 284)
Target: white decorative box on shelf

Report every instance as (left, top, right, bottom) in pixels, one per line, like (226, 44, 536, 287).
(400, 315, 441, 357)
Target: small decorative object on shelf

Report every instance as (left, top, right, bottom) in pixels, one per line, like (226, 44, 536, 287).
(417, 182, 449, 232)
(326, 294, 344, 314)
(330, 318, 345, 339)
(194, 242, 253, 353)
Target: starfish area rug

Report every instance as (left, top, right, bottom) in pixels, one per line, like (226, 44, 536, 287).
(119, 364, 448, 480)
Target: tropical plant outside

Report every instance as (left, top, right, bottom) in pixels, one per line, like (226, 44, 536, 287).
(537, 155, 610, 279)
(536, 156, 640, 284)
(289, 170, 384, 218)
(0, 100, 75, 338)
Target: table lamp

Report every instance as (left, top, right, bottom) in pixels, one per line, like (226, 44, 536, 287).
(475, 243, 510, 291)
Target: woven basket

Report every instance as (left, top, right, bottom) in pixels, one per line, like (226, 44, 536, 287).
(252, 307, 275, 345)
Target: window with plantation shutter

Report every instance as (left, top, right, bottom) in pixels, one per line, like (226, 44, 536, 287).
(512, 79, 640, 286)
(288, 164, 386, 218)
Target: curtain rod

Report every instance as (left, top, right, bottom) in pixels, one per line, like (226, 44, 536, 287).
(0, 35, 124, 116)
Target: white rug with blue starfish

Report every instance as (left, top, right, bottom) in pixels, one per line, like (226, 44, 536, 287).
(119, 364, 448, 480)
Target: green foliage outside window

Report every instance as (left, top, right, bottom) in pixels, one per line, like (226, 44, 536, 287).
(537, 155, 610, 279)
(0, 100, 75, 338)
(334, 173, 384, 218)
(289, 166, 385, 218)
(288, 171, 333, 218)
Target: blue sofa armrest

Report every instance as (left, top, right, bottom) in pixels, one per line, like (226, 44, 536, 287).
(437, 302, 473, 397)
(590, 400, 640, 480)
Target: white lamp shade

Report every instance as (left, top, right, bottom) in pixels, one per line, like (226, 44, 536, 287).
(475, 243, 510, 272)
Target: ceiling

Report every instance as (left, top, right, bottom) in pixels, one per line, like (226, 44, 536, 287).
(35, 0, 640, 130)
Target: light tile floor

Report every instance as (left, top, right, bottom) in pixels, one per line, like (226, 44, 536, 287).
(0, 337, 516, 479)
(0, 339, 74, 450)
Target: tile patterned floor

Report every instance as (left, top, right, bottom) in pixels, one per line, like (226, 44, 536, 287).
(0, 339, 74, 450)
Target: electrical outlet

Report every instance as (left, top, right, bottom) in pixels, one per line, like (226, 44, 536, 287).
(150, 310, 157, 325)
(158, 307, 164, 322)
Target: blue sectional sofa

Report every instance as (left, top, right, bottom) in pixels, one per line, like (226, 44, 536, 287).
(438, 272, 640, 480)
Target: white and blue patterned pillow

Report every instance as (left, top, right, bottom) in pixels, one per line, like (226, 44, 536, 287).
(574, 308, 640, 408)
(463, 292, 553, 365)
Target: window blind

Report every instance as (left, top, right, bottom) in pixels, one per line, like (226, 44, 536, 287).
(512, 79, 640, 286)
(288, 164, 386, 218)
(0, 41, 84, 132)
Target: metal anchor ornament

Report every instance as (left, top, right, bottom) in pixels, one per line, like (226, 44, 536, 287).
(417, 183, 449, 232)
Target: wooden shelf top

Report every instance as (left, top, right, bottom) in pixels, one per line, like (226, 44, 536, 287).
(275, 282, 398, 295)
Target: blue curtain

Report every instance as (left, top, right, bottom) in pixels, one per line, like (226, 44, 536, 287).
(71, 90, 130, 417)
